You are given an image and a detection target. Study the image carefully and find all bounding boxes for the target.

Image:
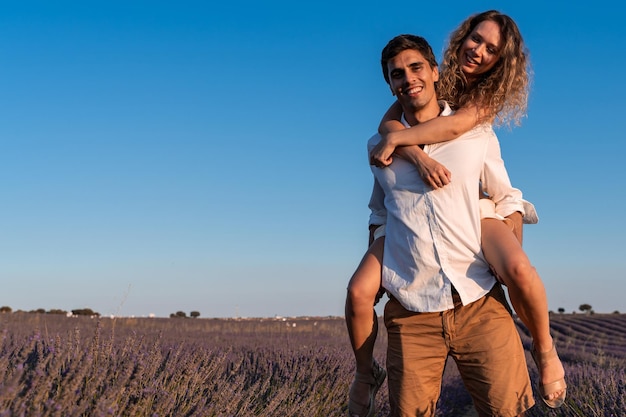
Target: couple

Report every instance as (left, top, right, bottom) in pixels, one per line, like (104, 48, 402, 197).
(345, 10, 567, 417)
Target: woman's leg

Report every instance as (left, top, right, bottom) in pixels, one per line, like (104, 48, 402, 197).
(481, 219, 565, 402)
(345, 237, 385, 415)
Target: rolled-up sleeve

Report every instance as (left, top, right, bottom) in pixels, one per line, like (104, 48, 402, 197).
(481, 135, 524, 218)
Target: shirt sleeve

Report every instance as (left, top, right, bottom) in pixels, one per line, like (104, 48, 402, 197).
(368, 177, 387, 227)
(481, 133, 524, 218)
(366, 134, 387, 227)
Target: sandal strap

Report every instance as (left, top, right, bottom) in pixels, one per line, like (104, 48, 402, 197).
(540, 379, 567, 397)
(532, 341, 559, 362)
(354, 360, 386, 386)
(354, 371, 376, 385)
(531, 340, 567, 408)
(372, 360, 386, 385)
(349, 360, 387, 417)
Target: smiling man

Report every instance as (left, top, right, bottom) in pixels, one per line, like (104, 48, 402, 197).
(367, 34, 534, 416)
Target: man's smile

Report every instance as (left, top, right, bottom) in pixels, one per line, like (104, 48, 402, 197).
(403, 86, 423, 96)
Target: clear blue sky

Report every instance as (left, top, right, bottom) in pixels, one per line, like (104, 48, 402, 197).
(2, 1, 625, 318)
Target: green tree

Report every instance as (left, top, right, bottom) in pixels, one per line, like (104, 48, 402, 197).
(579, 304, 592, 314)
(557, 307, 565, 314)
(0, 306, 12, 313)
(190, 311, 200, 318)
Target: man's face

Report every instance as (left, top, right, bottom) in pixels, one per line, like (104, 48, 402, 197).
(459, 20, 502, 82)
(386, 49, 439, 114)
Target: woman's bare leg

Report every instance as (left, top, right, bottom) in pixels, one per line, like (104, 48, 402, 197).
(345, 237, 384, 414)
(481, 219, 565, 401)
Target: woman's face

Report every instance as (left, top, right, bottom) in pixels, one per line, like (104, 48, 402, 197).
(459, 20, 502, 83)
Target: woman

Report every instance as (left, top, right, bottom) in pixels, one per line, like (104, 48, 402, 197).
(346, 10, 566, 417)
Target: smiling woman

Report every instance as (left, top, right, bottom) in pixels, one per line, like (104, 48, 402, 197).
(458, 20, 502, 84)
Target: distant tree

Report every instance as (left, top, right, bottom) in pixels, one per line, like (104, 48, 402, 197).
(579, 304, 593, 314)
(558, 307, 565, 314)
(175, 311, 187, 318)
(190, 311, 200, 318)
(48, 309, 67, 315)
(0, 306, 12, 314)
(34, 308, 46, 314)
(71, 308, 100, 317)
(613, 310, 621, 314)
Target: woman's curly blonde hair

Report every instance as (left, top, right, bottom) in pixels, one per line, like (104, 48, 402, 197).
(438, 10, 531, 127)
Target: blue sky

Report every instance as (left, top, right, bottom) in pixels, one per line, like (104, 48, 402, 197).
(2, 1, 625, 318)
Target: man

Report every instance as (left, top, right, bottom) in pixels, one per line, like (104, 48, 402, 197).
(368, 34, 535, 416)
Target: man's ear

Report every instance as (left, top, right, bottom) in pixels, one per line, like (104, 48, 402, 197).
(433, 66, 439, 82)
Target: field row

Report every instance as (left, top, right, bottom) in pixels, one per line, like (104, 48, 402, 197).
(0, 313, 624, 416)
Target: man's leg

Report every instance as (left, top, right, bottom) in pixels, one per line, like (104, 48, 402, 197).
(384, 296, 448, 417)
(449, 284, 535, 417)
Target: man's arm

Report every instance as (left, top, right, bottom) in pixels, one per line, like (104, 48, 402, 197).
(368, 175, 387, 245)
(367, 177, 387, 304)
(481, 133, 525, 244)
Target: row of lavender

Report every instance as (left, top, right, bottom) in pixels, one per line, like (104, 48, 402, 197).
(0, 312, 624, 416)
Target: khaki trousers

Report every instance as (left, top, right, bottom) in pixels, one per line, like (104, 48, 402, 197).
(384, 284, 535, 417)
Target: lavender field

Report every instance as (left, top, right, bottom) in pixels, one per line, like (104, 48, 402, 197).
(1, 312, 625, 416)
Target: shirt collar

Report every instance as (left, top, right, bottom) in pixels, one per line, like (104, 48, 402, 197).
(400, 100, 452, 127)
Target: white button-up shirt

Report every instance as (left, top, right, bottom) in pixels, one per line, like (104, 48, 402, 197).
(368, 102, 524, 312)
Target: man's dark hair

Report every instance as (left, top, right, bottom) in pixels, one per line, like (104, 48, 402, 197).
(381, 34, 438, 84)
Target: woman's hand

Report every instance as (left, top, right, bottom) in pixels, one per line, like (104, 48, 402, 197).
(395, 146, 451, 189)
(369, 134, 396, 167)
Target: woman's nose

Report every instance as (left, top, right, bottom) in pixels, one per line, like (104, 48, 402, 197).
(473, 43, 486, 55)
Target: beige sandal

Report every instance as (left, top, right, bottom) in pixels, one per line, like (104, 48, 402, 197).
(348, 360, 386, 417)
(531, 342, 567, 408)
